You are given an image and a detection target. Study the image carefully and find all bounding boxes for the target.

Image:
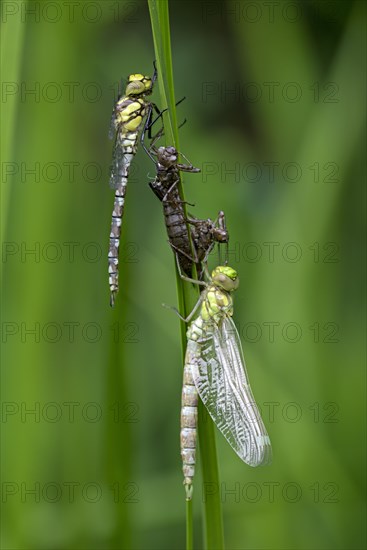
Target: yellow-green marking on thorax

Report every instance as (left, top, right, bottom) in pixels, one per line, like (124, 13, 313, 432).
(201, 266, 239, 322)
(114, 73, 154, 132)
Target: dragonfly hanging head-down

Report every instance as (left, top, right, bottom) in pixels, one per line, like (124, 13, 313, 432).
(108, 67, 157, 307)
(180, 265, 272, 500)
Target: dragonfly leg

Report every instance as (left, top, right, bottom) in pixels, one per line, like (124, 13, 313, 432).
(176, 150, 200, 171)
(217, 240, 229, 266)
(161, 179, 195, 206)
(162, 293, 203, 323)
(152, 59, 158, 85)
(201, 242, 215, 266)
(201, 262, 211, 280)
(161, 178, 180, 202)
(168, 242, 200, 268)
(141, 104, 166, 162)
(173, 250, 208, 284)
(215, 210, 229, 265)
(142, 96, 187, 156)
(175, 95, 186, 108)
(178, 117, 187, 130)
(150, 98, 186, 132)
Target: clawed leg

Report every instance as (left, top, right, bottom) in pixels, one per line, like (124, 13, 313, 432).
(173, 250, 207, 285)
(161, 179, 194, 206)
(162, 255, 205, 322)
(162, 293, 203, 323)
(141, 104, 165, 162)
(152, 60, 158, 85)
(142, 96, 187, 152)
(168, 241, 200, 267)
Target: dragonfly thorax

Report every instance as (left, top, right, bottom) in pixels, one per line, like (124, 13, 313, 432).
(113, 98, 149, 134)
(201, 286, 234, 323)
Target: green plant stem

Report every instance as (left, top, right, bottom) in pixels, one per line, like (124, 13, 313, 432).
(148, 2, 224, 549)
(1, 4, 26, 247)
(186, 498, 193, 550)
(198, 402, 225, 549)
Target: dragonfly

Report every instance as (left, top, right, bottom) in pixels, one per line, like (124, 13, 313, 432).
(108, 65, 158, 306)
(147, 143, 229, 276)
(178, 265, 272, 500)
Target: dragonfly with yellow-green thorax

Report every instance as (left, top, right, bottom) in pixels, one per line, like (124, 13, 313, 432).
(108, 65, 159, 306)
(177, 265, 272, 500)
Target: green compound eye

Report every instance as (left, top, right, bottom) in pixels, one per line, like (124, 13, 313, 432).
(126, 74, 153, 96)
(211, 266, 239, 291)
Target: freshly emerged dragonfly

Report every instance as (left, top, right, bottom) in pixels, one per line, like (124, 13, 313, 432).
(179, 265, 272, 500)
(108, 66, 158, 306)
(147, 143, 229, 275)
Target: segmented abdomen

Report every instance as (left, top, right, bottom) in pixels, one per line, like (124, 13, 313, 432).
(180, 319, 204, 500)
(162, 193, 193, 274)
(108, 131, 138, 306)
(151, 167, 193, 275)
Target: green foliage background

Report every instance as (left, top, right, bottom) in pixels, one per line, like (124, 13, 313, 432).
(1, 1, 366, 549)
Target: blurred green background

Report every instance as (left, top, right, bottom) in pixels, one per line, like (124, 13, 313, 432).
(1, 1, 366, 549)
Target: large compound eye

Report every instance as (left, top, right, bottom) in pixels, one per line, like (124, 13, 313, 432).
(126, 80, 146, 96)
(212, 266, 239, 291)
(215, 229, 228, 243)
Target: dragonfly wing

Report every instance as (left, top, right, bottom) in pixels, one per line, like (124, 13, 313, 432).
(109, 136, 123, 190)
(109, 109, 117, 140)
(193, 316, 272, 466)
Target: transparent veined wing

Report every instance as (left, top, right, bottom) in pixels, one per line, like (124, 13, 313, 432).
(109, 135, 122, 190)
(109, 106, 117, 141)
(192, 315, 272, 466)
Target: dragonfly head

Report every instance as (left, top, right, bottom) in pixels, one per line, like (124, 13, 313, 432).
(212, 266, 239, 292)
(125, 74, 153, 96)
(212, 227, 229, 243)
(157, 146, 178, 168)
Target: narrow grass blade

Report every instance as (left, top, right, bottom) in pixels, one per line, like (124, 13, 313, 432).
(148, 2, 224, 548)
(1, 6, 26, 243)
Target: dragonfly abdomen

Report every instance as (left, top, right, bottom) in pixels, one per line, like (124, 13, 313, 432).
(163, 203, 193, 274)
(108, 131, 140, 305)
(108, 157, 130, 306)
(150, 165, 194, 274)
(181, 339, 200, 501)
